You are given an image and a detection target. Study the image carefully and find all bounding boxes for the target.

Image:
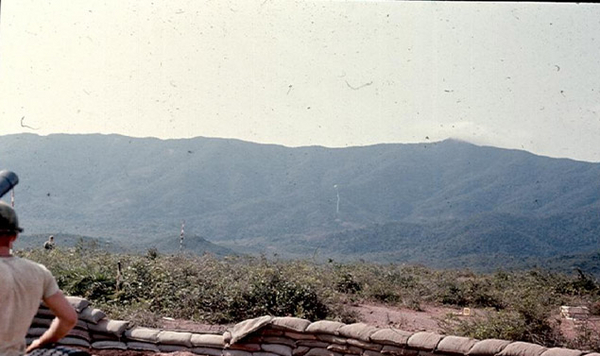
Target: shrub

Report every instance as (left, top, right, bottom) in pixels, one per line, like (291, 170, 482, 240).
(15, 244, 600, 351)
(335, 273, 362, 294)
(239, 271, 329, 320)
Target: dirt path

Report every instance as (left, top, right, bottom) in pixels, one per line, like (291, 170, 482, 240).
(155, 302, 465, 335)
(347, 303, 466, 333)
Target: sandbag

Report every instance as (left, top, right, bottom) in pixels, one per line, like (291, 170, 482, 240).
(363, 351, 384, 356)
(57, 337, 91, 348)
(316, 334, 347, 344)
(327, 343, 362, 354)
(223, 350, 253, 356)
(192, 346, 224, 356)
(370, 329, 412, 347)
(262, 343, 293, 356)
(229, 343, 261, 352)
(65, 297, 90, 313)
(285, 331, 317, 340)
(157, 330, 193, 347)
(87, 319, 129, 336)
(78, 307, 106, 324)
(89, 332, 120, 342)
(467, 339, 511, 356)
(190, 333, 226, 348)
(26, 345, 90, 356)
(406, 332, 443, 351)
(35, 308, 55, 318)
(261, 336, 297, 347)
(158, 344, 190, 352)
(66, 328, 91, 342)
(91, 341, 127, 350)
(497, 342, 547, 356)
(293, 346, 311, 356)
(272, 317, 311, 332)
(436, 336, 477, 355)
(381, 345, 418, 356)
(306, 321, 344, 335)
(338, 323, 378, 342)
(304, 348, 342, 356)
(229, 316, 274, 345)
(124, 326, 161, 343)
(30, 317, 53, 328)
(127, 341, 160, 352)
(540, 348, 583, 356)
(297, 340, 329, 348)
(346, 339, 382, 351)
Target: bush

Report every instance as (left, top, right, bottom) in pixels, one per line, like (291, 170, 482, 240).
(238, 270, 329, 320)
(15, 245, 600, 351)
(17, 248, 336, 324)
(335, 273, 362, 294)
(443, 310, 528, 341)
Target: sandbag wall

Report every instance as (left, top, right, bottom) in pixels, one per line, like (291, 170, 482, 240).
(28, 297, 138, 351)
(28, 297, 598, 356)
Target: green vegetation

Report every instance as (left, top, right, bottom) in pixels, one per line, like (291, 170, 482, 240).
(18, 244, 600, 351)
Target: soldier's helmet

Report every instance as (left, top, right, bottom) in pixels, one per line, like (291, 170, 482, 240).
(0, 202, 23, 234)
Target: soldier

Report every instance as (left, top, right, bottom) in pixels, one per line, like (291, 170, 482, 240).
(44, 235, 55, 250)
(0, 202, 77, 355)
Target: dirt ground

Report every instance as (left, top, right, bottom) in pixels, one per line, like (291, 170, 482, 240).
(152, 302, 469, 335)
(157, 318, 229, 334)
(349, 303, 600, 344)
(156, 302, 463, 334)
(347, 302, 465, 332)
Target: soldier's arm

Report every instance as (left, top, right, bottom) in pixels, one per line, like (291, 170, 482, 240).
(26, 291, 78, 352)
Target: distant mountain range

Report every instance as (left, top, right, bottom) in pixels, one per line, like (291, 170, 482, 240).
(1, 133, 599, 271)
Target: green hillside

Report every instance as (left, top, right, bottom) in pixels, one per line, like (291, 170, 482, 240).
(2, 133, 600, 270)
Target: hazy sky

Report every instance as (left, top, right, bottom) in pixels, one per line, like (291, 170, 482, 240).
(1, 1, 600, 162)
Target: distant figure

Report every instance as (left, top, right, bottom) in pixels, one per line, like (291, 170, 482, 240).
(44, 235, 55, 250)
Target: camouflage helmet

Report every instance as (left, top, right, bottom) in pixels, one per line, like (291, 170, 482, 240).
(0, 202, 23, 234)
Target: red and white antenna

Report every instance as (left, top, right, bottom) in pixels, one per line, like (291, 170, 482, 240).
(10, 189, 15, 207)
(179, 220, 185, 252)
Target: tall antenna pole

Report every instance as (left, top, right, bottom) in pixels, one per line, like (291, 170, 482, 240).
(334, 184, 340, 215)
(179, 220, 185, 252)
(10, 189, 14, 207)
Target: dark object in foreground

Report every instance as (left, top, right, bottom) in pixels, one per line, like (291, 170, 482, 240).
(0, 170, 18, 198)
(27, 346, 90, 356)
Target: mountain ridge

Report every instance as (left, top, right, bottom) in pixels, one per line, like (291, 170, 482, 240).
(1, 133, 599, 270)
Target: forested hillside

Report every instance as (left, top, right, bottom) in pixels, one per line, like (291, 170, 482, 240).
(2, 133, 599, 270)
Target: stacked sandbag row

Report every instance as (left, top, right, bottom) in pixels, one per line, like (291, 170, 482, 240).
(27, 297, 130, 351)
(27, 298, 599, 356)
(223, 316, 596, 356)
(125, 328, 225, 354)
(27, 297, 94, 349)
(26, 296, 225, 354)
